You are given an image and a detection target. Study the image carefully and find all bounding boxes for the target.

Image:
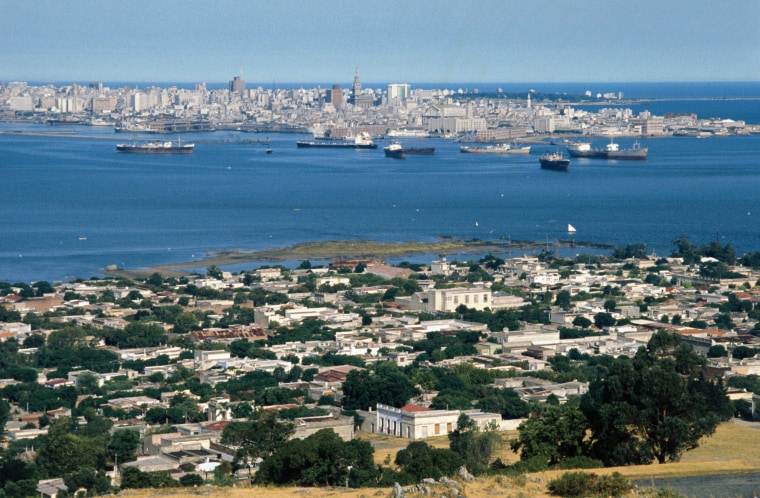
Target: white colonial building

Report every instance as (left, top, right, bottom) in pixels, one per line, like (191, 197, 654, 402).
(373, 403, 505, 440)
(408, 286, 492, 313)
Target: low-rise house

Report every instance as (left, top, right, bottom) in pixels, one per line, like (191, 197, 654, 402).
(372, 403, 503, 440)
(292, 414, 354, 441)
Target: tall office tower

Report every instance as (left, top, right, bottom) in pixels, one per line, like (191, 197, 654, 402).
(229, 70, 246, 97)
(331, 84, 342, 106)
(387, 83, 410, 103)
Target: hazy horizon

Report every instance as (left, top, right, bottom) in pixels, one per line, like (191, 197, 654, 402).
(2, 0, 758, 84)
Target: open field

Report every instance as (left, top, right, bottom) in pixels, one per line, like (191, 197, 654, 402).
(116, 421, 760, 498)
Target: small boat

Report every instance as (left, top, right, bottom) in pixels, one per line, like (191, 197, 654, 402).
(383, 142, 406, 159)
(567, 224, 576, 234)
(539, 151, 570, 171)
(265, 145, 273, 154)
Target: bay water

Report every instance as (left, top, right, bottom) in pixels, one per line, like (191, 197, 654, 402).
(1, 92, 759, 283)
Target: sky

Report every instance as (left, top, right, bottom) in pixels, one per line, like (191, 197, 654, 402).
(1, 0, 758, 85)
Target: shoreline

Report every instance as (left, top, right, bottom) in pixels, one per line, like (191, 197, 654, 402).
(102, 238, 611, 280)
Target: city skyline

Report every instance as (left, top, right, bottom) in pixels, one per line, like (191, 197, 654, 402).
(1, 0, 759, 85)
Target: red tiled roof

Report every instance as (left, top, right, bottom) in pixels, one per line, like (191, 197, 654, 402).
(400, 404, 429, 412)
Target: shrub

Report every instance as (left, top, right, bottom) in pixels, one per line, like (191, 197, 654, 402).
(548, 471, 632, 497)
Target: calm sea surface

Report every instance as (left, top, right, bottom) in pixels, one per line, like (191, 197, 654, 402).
(2, 91, 760, 283)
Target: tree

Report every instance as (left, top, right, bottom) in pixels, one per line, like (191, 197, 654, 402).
(255, 429, 378, 487)
(63, 467, 112, 496)
(593, 312, 616, 329)
(104, 322, 166, 348)
(449, 413, 503, 473)
(555, 290, 571, 311)
(395, 441, 463, 482)
(580, 331, 733, 465)
(36, 416, 106, 477)
(341, 362, 419, 410)
(173, 311, 200, 333)
(76, 371, 101, 394)
(572, 316, 592, 329)
(510, 402, 589, 466)
(108, 429, 140, 464)
(220, 409, 295, 466)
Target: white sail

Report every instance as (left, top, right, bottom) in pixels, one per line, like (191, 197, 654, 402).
(568, 224, 576, 233)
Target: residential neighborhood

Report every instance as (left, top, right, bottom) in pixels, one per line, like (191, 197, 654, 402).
(2, 240, 760, 495)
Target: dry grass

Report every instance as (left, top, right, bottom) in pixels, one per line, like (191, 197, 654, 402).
(117, 422, 760, 498)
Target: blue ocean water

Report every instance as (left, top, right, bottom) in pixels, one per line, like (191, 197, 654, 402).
(1, 89, 760, 283)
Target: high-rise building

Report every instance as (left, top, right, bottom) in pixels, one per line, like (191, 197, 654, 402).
(229, 71, 245, 97)
(330, 84, 342, 106)
(387, 83, 410, 103)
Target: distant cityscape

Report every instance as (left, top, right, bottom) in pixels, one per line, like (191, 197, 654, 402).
(1, 71, 757, 140)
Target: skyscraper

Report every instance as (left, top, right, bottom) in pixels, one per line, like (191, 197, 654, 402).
(229, 70, 245, 97)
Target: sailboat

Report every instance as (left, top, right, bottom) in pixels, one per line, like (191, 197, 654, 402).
(567, 224, 576, 234)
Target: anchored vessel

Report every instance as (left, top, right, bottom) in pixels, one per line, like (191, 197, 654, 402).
(460, 143, 531, 154)
(116, 140, 194, 154)
(539, 151, 570, 171)
(567, 139, 647, 160)
(296, 132, 378, 149)
(383, 142, 406, 159)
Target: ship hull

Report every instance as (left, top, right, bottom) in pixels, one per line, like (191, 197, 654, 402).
(567, 148, 607, 158)
(116, 143, 194, 154)
(405, 147, 435, 155)
(296, 142, 377, 149)
(460, 145, 530, 154)
(540, 158, 570, 171)
(567, 140, 647, 160)
(539, 152, 570, 171)
(384, 149, 406, 159)
(607, 149, 648, 160)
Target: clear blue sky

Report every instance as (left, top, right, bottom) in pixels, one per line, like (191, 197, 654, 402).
(2, 0, 758, 85)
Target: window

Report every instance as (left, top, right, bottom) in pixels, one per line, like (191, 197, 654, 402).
(435, 424, 440, 435)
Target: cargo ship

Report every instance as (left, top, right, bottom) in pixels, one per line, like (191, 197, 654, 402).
(296, 132, 377, 149)
(383, 142, 406, 159)
(116, 140, 195, 154)
(539, 151, 570, 171)
(460, 143, 530, 154)
(567, 139, 647, 160)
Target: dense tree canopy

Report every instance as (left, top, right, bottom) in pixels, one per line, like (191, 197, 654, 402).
(581, 331, 733, 465)
(255, 429, 378, 487)
(220, 409, 295, 465)
(341, 362, 419, 410)
(511, 331, 732, 467)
